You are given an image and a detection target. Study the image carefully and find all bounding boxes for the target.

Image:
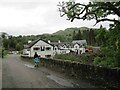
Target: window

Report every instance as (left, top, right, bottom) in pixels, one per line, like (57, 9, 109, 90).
(41, 46, 45, 51)
(27, 49, 30, 51)
(75, 46, 78, 48)
(55, 48, 57, 50)
(45, 55, 51, 58)
(24, 53, 29, 55)
(33, 47, 39, 50)
(63, 46, 66, 48)
(46, 47, 51, 50)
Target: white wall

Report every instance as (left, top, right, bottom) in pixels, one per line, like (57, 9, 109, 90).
(72, 43, 86, 54)
(23, 49, 30, 57)
(74, 44, 80, 49)
(80, 48, 85, 54)
(30, 40, 54, 58)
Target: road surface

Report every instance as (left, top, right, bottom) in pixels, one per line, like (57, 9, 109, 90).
(0, 58, 2, 89)
(2, 54, 96, 88)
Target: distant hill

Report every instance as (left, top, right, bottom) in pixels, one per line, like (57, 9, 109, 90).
(2, 27, 100, 51)
(2, 27, 99, 44)
(53, 27, 89, 35)
(52, 27, 90, 41)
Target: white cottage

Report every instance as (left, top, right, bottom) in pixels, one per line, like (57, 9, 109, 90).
(50, 40, 87, 55)
(50, 42, 70, 54)
(22, 39, 87, 57)
(22, 39, 54, 58)
(72, 40, 87, 54)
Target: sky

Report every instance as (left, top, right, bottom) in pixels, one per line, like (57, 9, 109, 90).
(0, 0, 114, 36)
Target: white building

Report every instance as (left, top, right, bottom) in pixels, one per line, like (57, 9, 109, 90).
(22, 39, 54, 58)
(72, 40, 87, 54)
(51, 42, 71, 54)
(22, 39, 87, 58)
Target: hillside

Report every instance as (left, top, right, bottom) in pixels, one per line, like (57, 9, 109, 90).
(53, 27, 89, 35)
(52, 27, 90, 41)
(1, 27, 99, 48)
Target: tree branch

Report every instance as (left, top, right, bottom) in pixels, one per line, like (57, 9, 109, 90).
(94, 18, 120, 26)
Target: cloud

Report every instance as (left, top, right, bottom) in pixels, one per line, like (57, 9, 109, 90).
(0, 0, 111, 36)
(0, 6, 47, 27)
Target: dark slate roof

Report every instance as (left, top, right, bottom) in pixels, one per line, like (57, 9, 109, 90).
(72, 40, 87, 45)
(73, 42, 82, 46)
(24, 39, 87, 49)
(50, 42, 73, 48)
(24, 39, 54, 49)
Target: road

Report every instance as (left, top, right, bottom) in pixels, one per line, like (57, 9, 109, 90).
(0, 58, 2, 89)
(2, 54, 96, 88)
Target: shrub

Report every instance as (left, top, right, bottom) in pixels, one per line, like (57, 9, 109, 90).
(54, 53, 95, 64)
(93, 56, 102, 65)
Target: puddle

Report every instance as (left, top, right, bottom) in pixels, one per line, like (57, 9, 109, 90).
(24, 64, 34, 69)
(47, 75, 73, 87)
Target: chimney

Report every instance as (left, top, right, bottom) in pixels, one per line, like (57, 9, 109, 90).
(28, 40, 32, 44)
(48, 40, 51, 43)
(58, 40, 60, 43)
(118, 16, 120, 21)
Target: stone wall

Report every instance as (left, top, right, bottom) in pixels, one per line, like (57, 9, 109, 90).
(21, 56, 120, 88)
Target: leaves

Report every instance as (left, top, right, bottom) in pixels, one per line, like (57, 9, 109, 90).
(58, 1, 120, 25)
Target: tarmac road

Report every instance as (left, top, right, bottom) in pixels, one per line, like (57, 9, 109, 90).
(2, 54, 97, 88)
(0, 58, 2, 89)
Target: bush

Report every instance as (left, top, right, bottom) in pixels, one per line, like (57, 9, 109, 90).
(98, 57, 116, 67)
(93, 56, 102, 65)
(0, 48, 8, 58)
(54, 53, 95, 64)
(0, 48, 2, 58)
(93, 49, 118, 68)
(54, 53, 81, 62)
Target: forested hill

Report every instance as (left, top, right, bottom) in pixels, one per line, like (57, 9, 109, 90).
(23, 27, 91, 42)
(53, 27, 89, 35)
(52, 27, 98, 42)
(1, 26, 100, 51)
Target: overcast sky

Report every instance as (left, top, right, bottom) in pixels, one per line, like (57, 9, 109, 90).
(0, 0, 113, 36)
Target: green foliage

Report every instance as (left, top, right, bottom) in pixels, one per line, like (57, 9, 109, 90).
(93, 23, 120, 68)
(95, 25, 108, 46)
(93, 47, 117, 68)
(54, 53, 81, 62)
(15, 43, 23, 51)
(93, 56, 117, 68)
(0, 48, 7, 58)
(0, 48, 2, 58)
(58, 1, 120, 24)
(73, 30, 82, 40)
(93, 56, 102, 65)
(54, 53, 95, 64)
(58, 0, 120, 68)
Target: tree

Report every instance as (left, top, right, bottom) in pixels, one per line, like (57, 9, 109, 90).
(1, 32, 8, 39)
(58, 1, 120, 25)
(95, 25, 108, 46)
(3, 38, 9, 50)
(58, 0, 120, 67)
(72, 30, 77, 40)
(16, 43, 23, 51)
(77, 30, 82, 40)
(72, 30, 82, 40)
